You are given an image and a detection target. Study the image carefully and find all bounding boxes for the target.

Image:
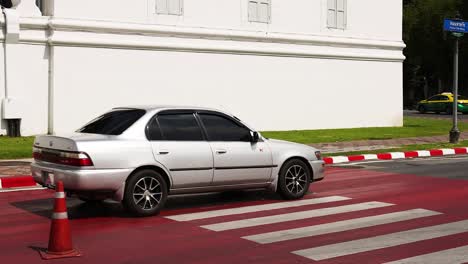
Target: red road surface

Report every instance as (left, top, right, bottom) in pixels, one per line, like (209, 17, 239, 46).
(1, 168, 468, 264)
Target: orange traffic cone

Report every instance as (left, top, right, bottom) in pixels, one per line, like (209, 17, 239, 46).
(40, 181, 81, 259)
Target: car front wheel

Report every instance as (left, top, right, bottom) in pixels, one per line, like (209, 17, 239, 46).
(418, 105, 426, 114)
(446, 105, 453, 115)
(278, 159, 311, 200)
(123, 170, 168, 217)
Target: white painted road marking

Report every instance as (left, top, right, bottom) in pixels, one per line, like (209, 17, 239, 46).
(293, 220, 468, 261)
(416, 150, 431, 157)
(331, 156, 349, 164)
(384, 245, 468, 264)
(0, 186, 45, 193)
(441, 149, 456, 155)
(165, 196, 350, 221)
(363, 154, 378, 160)
(243, 209, 441, 244)
(390, 152, 406, 159)
(201, 201, 393, 231)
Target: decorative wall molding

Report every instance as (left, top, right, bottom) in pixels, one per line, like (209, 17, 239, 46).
(0, 17, 406, 62)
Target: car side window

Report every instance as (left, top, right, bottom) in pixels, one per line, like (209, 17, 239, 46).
(157, 114, 204, 141)
(199, 113, 251, 142)
(428, 96, 438, 101)
(441, 96, 449, 101)
(146, 117, 162, 140)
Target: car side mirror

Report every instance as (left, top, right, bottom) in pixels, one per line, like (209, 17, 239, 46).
(251, 131, 259, 143)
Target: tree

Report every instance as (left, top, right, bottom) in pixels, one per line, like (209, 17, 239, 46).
(403, 0, 463, 107)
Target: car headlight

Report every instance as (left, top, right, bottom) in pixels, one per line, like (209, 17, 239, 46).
(315, 151, 322, 160)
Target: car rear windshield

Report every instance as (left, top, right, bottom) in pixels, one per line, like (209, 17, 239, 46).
(459, 95, 468, 100)
(77, 109, 146, 135)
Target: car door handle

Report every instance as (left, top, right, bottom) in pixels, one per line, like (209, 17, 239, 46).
(158, 150, 170, 155)
(216, 149, 227, 154)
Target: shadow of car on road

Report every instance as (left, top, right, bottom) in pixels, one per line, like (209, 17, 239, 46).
(10, 189, 289, 219)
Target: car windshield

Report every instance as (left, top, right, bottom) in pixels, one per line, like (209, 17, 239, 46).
(458, 95, 468, 100)
(77, 109, 146, 135)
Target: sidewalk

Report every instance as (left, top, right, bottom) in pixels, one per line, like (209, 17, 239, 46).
(315, 132, 468, 154)
(0, 160, 33, 177)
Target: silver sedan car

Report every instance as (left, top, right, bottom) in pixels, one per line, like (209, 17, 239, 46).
(31, 106, 325, 216)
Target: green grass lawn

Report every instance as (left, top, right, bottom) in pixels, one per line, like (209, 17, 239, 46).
(0, 136, 34, 160)
(261, 117, 468, 144)
(0, 117, 466, 160)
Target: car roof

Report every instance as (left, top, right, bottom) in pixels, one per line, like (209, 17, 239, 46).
(113, 105, 239, 118)
(115, 105, 224, 112)
(112, 105, 256, 132)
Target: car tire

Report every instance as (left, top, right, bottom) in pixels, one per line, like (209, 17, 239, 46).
(418, 105, 426, 114)
(446, 105, 453, 115)
(123, 169, 168, 217)
(278, 159, 311, 200)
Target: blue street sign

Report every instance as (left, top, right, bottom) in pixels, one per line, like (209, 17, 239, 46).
(444, 19, 468, 33)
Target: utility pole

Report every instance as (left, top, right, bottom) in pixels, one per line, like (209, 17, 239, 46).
(450, 32, 461, 143)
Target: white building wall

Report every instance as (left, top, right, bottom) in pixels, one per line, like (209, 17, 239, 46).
(53, 46, 402, 133)
(53, 0, 403, 41)
(2, 44, 49, 135)
(53, 0, 149, 24)
(0, 0, 404, 136)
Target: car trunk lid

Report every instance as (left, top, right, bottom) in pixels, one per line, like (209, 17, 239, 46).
(33, 133, 113, 167)
(34, 135, 79, 152)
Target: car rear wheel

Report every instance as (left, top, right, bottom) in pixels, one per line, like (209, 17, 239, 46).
(123, 170, 167, 217)
(278, 159, 311, 200)
(418, 105, 426, 114)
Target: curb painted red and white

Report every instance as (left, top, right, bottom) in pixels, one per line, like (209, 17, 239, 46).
(323, 147, 468, 165)
(0, 175, 38, 189)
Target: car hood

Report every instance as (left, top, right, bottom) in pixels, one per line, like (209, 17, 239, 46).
(266, 138, 319, 152)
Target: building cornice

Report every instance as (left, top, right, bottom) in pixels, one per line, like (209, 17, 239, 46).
(1, 17, 406, 62)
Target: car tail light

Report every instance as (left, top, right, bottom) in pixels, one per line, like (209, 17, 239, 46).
(33, 147, 94, 167)
(315, 151, 322, 160)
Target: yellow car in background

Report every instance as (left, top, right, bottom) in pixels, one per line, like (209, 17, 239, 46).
(417, 93, 468, 114)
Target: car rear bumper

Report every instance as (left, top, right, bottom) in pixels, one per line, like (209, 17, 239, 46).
(309, 160, 325, 182)
(31, 162, 131, 191)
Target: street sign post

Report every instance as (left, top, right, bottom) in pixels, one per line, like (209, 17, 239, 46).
(444, 19, 468, 34)
(443, 17, 466, 143)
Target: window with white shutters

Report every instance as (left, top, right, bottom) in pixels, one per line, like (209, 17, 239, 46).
(156, 0, 183, 16)
(248, 0, 271, 23)
(327, 0, 347, 29)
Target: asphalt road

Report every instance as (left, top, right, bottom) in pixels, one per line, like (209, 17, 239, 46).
(1, 158, 468, 263)
(333, 155, 468, 180)
(404, 109, 468, 120)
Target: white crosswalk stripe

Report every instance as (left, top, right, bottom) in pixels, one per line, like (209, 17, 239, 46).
(165, 195, 468, 262)
(165, 196, 350, 221)
(384, 245, 468, 264)
(243, 209, 441, 244)
(292, 220, 468, 261)
(201, 201, 393, 231)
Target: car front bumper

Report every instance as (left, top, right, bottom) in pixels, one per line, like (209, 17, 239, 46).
(31, 162, 132, 192)
(458, 104, 468, 113)
(309, 160, 325, 182)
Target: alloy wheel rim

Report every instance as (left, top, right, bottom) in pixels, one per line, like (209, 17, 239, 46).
(133, 177, 163, 210)
(285, 165, 307, 195)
